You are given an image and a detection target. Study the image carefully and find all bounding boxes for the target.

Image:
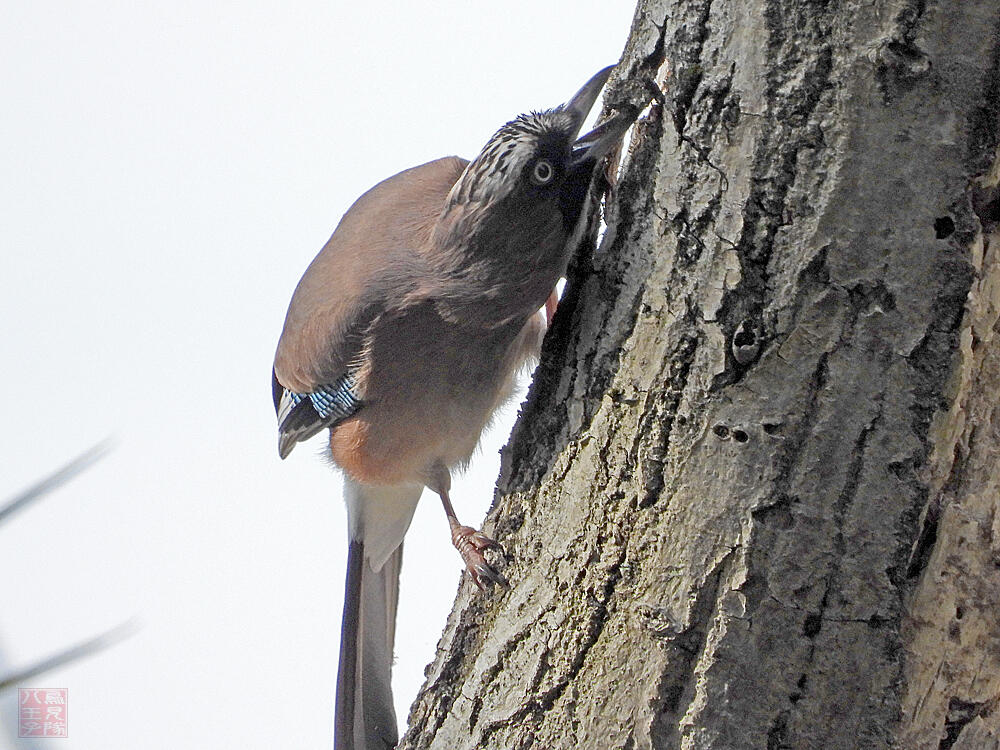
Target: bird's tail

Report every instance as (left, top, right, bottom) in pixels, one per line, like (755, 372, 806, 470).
(335, 538, 402, 750)
(336, 479, 422, 750)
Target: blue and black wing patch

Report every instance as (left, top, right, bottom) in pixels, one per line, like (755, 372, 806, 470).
(272, 369, 361, 459)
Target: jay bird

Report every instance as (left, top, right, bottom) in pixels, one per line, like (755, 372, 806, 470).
(272, 66, 636, 749)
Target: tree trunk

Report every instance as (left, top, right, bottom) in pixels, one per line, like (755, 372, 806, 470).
(400, 1, 1000, 748)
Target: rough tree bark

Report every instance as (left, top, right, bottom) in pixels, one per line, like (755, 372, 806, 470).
(400, 1, 1000, 748)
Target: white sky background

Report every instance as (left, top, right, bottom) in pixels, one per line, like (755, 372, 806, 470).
(0, 2, 637, 747)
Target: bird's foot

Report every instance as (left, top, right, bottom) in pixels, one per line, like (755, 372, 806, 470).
(451, 525, 507, 591)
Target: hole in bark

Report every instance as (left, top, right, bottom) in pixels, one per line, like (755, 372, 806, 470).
(934, 216, 955, 239)
(677, 414, 687, 426)
(762, 422, 782, 435)
(939, 698, 985, 750)
(802, 613, 822, 638)
(734, 327, 755, 347)
(796, 674, 808, 689)
(955, 606, 964, 620)
(712, 424, 730, 439)
(868, 614, 885, 629)
(732, 429, 749, 443)
(732, 320, 761, 365)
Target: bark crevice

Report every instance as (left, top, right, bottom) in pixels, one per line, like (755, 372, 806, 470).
(400, 2, 1000, 748)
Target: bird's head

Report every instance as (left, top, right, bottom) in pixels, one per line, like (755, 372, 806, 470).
(444, 66, 632, 235)
(429, 66, 638, 325)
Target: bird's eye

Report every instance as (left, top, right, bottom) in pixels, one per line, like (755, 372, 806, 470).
(531, 160, 554, 185)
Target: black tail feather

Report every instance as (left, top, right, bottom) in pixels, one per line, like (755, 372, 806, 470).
(334, 538, 402, 749)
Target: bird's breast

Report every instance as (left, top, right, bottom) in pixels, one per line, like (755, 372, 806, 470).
(329, 303, 529, 487)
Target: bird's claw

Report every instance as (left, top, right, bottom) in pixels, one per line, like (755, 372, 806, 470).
(470, 561, 509, 591)
(451, 525, 507, 591)
(468, 530, 501, 551)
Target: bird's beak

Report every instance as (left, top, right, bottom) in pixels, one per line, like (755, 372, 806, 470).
(561, 65, 615, 137)
(561, 66, 632, 168)
(571, 110, 633, 168)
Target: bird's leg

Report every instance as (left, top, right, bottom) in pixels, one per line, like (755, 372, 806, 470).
(431, 464, 506, 590)
(439, 489, 507, 590)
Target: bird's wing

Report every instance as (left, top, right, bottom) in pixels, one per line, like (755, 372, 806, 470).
(272, 156, 469, 458)
(272, 370, 362, 459)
